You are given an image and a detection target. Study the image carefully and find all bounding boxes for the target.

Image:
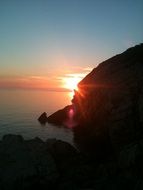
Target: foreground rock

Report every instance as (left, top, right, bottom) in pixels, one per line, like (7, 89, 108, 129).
(0, 134, 58, 189)
(1, 132, 143, 190)
(0, 134, 95, 190)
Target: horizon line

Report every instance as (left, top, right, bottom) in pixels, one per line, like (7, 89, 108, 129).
(0, 86, 71, 92)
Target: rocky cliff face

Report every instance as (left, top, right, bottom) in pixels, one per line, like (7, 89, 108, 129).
(40, 44, 143, 189)
(72, 43, 143, 155)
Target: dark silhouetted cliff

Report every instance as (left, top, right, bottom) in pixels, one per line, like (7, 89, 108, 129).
(72, 43, 143, 157)
(42, 43, 143, 189)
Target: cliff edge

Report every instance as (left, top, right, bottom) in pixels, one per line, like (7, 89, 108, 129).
(72, 43, 143, 155)
(46, 44, 143, 158)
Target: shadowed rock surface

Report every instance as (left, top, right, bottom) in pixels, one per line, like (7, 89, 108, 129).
(0, 134, 96, 190)
(0, 135, 58, 189)
(36, 43, 143, 189)
(1, 134, 143, 190)
(72, 43, 143, 156)
(47, 105, 73, 127)
(38, 112, 48, 125)
(47, 43, 143, 156)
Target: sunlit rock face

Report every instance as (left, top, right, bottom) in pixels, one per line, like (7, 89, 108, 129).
(72, 44, 143, 154)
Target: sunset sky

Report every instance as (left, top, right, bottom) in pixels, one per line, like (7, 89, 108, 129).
(0, 0, 143, 90)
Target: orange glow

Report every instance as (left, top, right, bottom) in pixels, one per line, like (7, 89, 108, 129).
(63, 76, 80, 91)
(0, 66, 92, 92)
(68, 91, 74, 99)
(62, 73, 86, 91)
(0, 75, 61, 91)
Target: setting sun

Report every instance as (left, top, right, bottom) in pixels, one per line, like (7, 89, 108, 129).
(62, 73, 85, 91)
(63, 76, 80, 91)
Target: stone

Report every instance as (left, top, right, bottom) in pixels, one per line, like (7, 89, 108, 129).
(38, 112, 48, 125)
(71, 44, 143, 155)
(47, 105, 73, 127)
(0, 135, 59, 189)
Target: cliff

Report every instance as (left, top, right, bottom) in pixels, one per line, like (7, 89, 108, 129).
(72, 43, 143, 155)
(37, 44, 143, 189)
(2, 44, 143, 189)
(46, 44, 143, 158)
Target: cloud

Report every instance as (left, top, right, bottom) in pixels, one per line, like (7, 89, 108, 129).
(0, 75, 65, 91)
(0, 66, 92, 91)
(65, 73, 86, 78)
(83, 67, 93, 72)
(65, 66, 93, 73)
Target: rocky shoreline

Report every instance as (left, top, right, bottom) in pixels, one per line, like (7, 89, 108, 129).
(1, 44, 143, 189)
(38, 43, 143, 189)
(1, 134, 143, 190)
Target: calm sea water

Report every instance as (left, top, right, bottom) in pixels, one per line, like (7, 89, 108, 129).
(0, 89, 73, 143)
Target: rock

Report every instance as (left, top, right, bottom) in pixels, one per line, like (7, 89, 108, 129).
(71, 43, 143, 156)
(38, 105, 74, 127)
(118, 139, 143, 176)
(45, 139, 97, 189)
(46, 139, 78, 161)
(0, 134, 92, 190)
(46, 44, 143, 161)
(46, 138, 79, 174)
(38, 112, 48, 125)
(32, 43, 143, 189)
(2, 134, 24, 144)
(0, 135, 59, 189)
(47, 105, 73, 127)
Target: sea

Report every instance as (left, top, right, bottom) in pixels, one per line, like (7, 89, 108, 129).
(0, 89, 73, 143)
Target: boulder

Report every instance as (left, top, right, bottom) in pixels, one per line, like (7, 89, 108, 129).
(119, 139, 143, 173)
(47, 105, 73, 127)
(2, 134, 24, 144)
(45, 139, 96, 189)
(46, 139, 78, 161)
(0, 135, 58, 189)
(38, 112, 48, 125)
(0, 134, 90, 190)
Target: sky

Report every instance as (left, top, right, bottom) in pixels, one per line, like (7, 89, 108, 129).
(0, 0, 143, 90)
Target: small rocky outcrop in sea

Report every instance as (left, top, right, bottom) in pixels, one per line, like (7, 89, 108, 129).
(47, 105, 73, 126)
(45, 105, 78, 128)
(38, 106, 75, 127)
(38, 112, 48, 125)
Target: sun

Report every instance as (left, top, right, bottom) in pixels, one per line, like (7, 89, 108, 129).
(63, 76, 81, 91)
